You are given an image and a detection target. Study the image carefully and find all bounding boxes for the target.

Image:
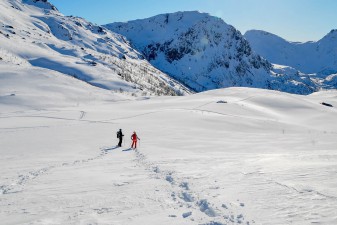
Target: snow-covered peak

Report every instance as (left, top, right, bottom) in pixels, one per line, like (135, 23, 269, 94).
(245, 30, 275, 37)
(244, 30, 290, 44)
(324, 29, 337, 36)
(245, 29, 320, 45)
(105, 12, 269, 90)
(135, 10, 213, 27)
(318, 29, 337, 43)
(108, 11, 230, 48)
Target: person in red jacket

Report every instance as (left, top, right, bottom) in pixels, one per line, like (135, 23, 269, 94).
(131, 131, 140, 149)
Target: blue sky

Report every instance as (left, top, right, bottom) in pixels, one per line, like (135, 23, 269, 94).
(48, 0, 337, 42)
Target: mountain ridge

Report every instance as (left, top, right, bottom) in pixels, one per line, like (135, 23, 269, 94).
(105, 11, 318, 95)
(2, 1, 335, 96)
(244, 29, 337, 75)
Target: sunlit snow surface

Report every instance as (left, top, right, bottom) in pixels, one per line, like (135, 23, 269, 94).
(1, 1, 336, 224)
(1, 75, 337, 224)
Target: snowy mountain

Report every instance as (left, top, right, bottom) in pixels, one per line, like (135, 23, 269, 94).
(0, 0, 190, 97)
(1, 2, 337, 224)
(244, 30, 337, 89)
(105, 11, 317, 94)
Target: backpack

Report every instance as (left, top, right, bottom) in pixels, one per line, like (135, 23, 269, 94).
(117, 131, 120, 138)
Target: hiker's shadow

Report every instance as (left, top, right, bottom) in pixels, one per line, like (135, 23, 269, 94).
(103, 146, 119, 152)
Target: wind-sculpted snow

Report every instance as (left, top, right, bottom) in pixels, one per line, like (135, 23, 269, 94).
(105, 11, 317, 95)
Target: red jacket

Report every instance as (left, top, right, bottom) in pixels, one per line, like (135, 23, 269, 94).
(131, 133, 139, 141)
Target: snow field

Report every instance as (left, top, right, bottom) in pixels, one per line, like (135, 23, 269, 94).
(1, 87, 337, 224)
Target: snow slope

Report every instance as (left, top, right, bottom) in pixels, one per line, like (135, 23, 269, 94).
(0, 0, 189, 96)
(105, 11, 317, 95)
(245, 29, 337, 79)
(1, 76, 337, 224)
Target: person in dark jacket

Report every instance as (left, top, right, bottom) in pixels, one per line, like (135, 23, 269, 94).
(117, 129, 124, 147)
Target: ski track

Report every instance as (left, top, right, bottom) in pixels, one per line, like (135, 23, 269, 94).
(133, 149, 251, 225)
(0, 112, 115, 134)
(240, 171, 337, 201)
(0, 146, 114, 196)
(0, 109, 61, 119)
(272, 180, 337, 200)
(0, 105, 308, 136)
(0, 103, 279, 128)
